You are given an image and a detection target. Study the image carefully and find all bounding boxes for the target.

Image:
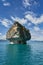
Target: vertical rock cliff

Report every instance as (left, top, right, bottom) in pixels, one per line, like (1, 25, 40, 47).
(6, 22, 31, 44)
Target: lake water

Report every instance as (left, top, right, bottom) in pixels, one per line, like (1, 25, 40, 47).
(0, 40, 43, 65)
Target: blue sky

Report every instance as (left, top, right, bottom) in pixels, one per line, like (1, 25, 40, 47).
(0, 0, 43, 41)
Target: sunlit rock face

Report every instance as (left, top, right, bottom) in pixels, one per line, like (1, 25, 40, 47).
(6, 22, 31, 44)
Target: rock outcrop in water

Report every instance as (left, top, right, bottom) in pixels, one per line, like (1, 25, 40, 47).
(6, 22, 31, 44)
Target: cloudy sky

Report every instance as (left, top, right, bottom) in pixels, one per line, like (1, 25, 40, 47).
(0, 0, 43, 41)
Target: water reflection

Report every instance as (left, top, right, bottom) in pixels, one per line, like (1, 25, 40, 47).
(5, 44, 32, 65)
(0, 41, 43, 65)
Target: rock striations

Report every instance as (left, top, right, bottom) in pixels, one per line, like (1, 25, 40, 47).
(6, 22, 31, 44)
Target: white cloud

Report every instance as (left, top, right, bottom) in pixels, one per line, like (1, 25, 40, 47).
(0, 34, 6, 40)
(23, 0, 39, 8)
(28, 23, 32, 26)
(25, 11, 37, 17)
(11, 16, 27, 25)
(0, 33, 2, 35)
(0, 32, 6, 40)
(30, 30, 43, 41)
(30, 25, 43, 41)
(31, 34, 43, 41)
(34, 1, 38, 5)
(3, 2, 11, 6)
(34, 26, 40, 31)
(41, 31, 43, 34)
(2, 19, 9, 27)
(2, 0, 11, 6)
(0, 18, 13, 28)
(38, 30, 43, 35)
(23, 0, 31, 8)
(11, 16, 15, 21)
(2, 0, 6, 2)
(25, 13, 43, 25)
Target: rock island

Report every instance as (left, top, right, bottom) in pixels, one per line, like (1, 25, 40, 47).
(6, 22, 31, 44)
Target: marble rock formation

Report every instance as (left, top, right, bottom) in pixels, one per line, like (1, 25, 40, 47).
(6, 22, 31, 44)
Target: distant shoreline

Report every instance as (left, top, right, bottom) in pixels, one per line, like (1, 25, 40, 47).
(0, 40, 43, 42)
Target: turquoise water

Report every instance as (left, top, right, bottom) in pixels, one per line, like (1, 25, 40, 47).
(0, 40, 43, 65)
